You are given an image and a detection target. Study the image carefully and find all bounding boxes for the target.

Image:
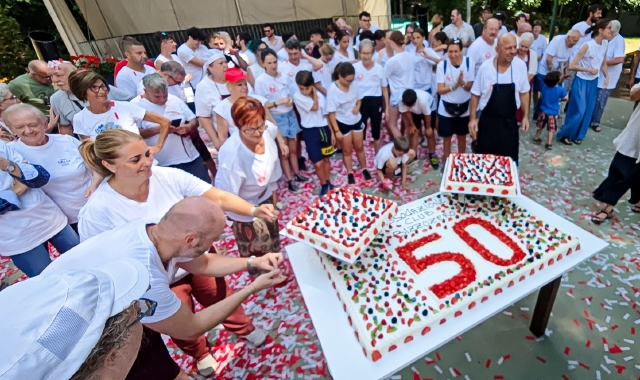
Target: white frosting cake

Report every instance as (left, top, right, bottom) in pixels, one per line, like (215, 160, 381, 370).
(443, 153, 518, 196)
(285, 188, 398, 262)
(317, 193, 579, 361)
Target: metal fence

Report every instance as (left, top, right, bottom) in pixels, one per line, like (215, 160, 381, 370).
(76, 14, 420, 59)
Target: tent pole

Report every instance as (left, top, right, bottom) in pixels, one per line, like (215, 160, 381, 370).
(234, 0, 244, 25)
(466, 0, 471, 23)
(386, 0, 392, 28)
(549, 0, 559, 40)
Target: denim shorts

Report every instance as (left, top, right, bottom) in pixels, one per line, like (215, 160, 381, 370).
(272, 110, 301, 138)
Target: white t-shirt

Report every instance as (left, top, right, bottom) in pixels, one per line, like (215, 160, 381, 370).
(262, 36, 285, 52)
(467, 37, 497, 73)
(215, 121, 282, 223)
(1, 141, 67, 256)
(436, 58, 475, 117)
(576, 39, 608, 81)
(405, 40, 429, 53)
(155, 54, 182, 66)
(412, 48, 439, 91)
(131, 94, 199, 166)
(313, 59, 337, 92)
(376, 50, 392, 67)
(518, 50, 538, 77)
(240, 49, 256, 66)
(398, 89, 434, 115)
(530, 35, 548, 61)
(293, 91, 328, 128)
(326, 82, 363, 125)
(572, 21, 591, 38)
(136, 80, 188, 103)
(177, 44, 209, 86)
(374, 142, 409, 170)
(73, 101, 146, 138)
(249, 63, 265, 82)
(354, 25, 381, 50)
(384, 51, 415, 106)
(471, 58, 531, 110)
(354, 61, 387, 97)
(599, 34, 625, 89)
(195, 77, 230, 120)
(213, 94, 267, 134)
(115, 65, 156, 97)
(538, 35, 573, 76)
(281, 60, 313, 92)
(335, 48, 356, 63)
(78, 166, 210, 241)
(254, 71, 294, 113)
(42, 218, 191, 323)
(11, 135, 91, 223)
(276, 48, 289, 62)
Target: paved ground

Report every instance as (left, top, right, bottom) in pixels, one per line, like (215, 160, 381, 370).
(2, 96, 639, 380)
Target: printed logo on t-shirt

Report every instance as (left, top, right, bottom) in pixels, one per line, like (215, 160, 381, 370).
(588, 54, 594, 60)
(95, 121, 122, 135)
(58, 158, 71, 167)
(256, 171, 268, 185)
(485, 52, 492, 59)
(269, 84, 277, 93)
(288, 71, 295, 77)
(356, 74, 365, 81)
(445, 74, 453, 83)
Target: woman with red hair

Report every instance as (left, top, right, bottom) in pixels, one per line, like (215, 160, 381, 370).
(215, 97, 283, 257)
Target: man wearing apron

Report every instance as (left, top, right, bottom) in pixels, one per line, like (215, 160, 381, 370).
(469, 33, 531, 163)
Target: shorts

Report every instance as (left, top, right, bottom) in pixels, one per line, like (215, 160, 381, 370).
(302, 126, 334, 163)
(411, 112, 431, 129)
(272, 110, 301, 138)
(536, 112, 557, 131)
(125, 327, 181, 380)
(438, 115, 469, 137)
(360, 96, 383, 140)
(381, 161, 402, 176)
(635, 77, 640, 85)
(337, 119, 364, 137)
(533, 73, 544, 93)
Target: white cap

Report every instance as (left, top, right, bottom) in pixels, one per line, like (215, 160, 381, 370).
(0, 258, 150, 380)
(204, 49, 226, 67)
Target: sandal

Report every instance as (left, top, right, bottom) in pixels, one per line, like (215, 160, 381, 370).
(591, 125, 602, 132)
(631, 204, 640, 213)
(592, 209, 613, 225)
(560, 138, 573, 146)
(545, 143, 552, 150)
(572, 139, 583, 145)
(533, 138, 542, 145)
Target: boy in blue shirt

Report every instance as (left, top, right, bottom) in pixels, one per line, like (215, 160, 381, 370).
(533, 71, 568, 150)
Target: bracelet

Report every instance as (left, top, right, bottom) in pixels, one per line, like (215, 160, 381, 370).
(250, 206, 257, 216)
(247, 255, 260, 277)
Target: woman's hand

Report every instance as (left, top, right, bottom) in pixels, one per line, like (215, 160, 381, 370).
(587, 67, 599, 76)
(174, 125, 192, 135)
(252, 252, 284, 272)
(253, 203, 279, 222)
(47, 108, 60, 133)
(331, 132, 336, 146)
(248, 269, 286, 293)
(335, 130, 344, 145)
(456, 71, 465, 87)
(279, 142, 289, 157)
(11, 178, 27, 197)
(468, 119, 478, 140)
(352, 106, 359, 115)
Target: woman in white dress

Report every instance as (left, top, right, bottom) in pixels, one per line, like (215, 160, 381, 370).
(247, 41, 267, 88)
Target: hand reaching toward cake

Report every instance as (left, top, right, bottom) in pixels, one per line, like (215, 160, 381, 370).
(252, 252, 284, 272)
(253, 204, 279, 222)
(250, 269, 287, 292)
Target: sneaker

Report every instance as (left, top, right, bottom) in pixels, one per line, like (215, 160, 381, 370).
(320, 185, 329, 196)
(244, 327, 267, 346)
(298, 157, 308, 171)
(347, 173, 356, 185)
(429, 156, 440, 170)
(294, 173, 311, 182)
(327, 182, 336, 190)
(288, 181, 301, 193)
(196, 354, 218, 377)
(362, 169, 373, 181)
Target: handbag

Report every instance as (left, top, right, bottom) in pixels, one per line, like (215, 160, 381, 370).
(442, 58, 470, 117)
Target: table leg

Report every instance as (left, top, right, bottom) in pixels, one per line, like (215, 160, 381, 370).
(529, 276, 562, 337)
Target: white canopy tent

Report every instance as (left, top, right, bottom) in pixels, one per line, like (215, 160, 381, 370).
(44, 0, 391, 56)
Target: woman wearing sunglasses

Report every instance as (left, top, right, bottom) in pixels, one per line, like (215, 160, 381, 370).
(68, 70, 171, 151)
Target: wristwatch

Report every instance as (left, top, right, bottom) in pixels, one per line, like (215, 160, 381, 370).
(3, 161, 16, 173)
(247, 255, 260, 277)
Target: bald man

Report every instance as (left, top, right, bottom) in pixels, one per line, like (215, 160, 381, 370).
(8, 60, 56, 115)
(469, 33, 530, 163)
(516, 23, 532, 38)
(43, 196, 286, 380)
(49, 61, 131, 135)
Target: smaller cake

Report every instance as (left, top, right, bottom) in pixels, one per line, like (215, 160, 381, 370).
(443, 153, 518, 196)
(284, 188, 398, 262)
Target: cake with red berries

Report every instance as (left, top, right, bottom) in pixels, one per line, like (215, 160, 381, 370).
(285, 188, 398, 262)
(317, 193, 579, 362)
(442, 153, 518, 196)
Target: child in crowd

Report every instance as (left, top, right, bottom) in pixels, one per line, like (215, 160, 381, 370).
(294, 70, 335, 196)
(327, 62, 373, 185)
(374, 136, 415, 190)
(533, 71, 568, 150)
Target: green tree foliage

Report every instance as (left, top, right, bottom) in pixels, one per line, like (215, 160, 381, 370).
(0, 7, 30, 80)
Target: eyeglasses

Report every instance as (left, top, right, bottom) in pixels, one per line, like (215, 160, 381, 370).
(361, 18, 371, 22)
(242, 124, 266, 135)
(2, 95, 18, 103)
(89, 84, 109, 93)
(128, 298, 157, 328)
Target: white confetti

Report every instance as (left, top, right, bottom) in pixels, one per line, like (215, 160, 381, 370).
(596, 370, 601, 380)
(604, 355, 616, 365)
(465, 352, 471, 362)
(435, 365, 443, 374)
(605, 316, 611, 323)
(498, 356, 504, 365)
(624, 356, 634, 362)
(623, 313, 630, 320)
(623, 339, 634, 344)
(449, 367, 457, 377)
(600, 364, 611, 374)
(595, 324, 608, 332)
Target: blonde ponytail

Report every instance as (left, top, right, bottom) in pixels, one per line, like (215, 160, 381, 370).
(78, 129, 143, 178)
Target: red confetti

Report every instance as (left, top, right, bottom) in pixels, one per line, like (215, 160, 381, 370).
(494, 376, 504, 380)
(536, 356, 546, 363)
(573, 319, 580, 327)
(609, 344, 623, 354)
(436, 351, 441, 361)
(586, 340, 591, 347)
(562, 376, 570, 380)
(525, 335, 536, 340)
(564, 347, 570, 355)
(579, 362, 590, 370)
(615, 365, 626, 374)
(486, 359, 491, 368)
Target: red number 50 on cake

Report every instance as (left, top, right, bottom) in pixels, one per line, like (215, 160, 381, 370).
(441, 153, 520, 197)
(283, 188, 398, 263)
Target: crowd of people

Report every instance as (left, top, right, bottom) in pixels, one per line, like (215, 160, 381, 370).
(0, 5, 636, 379)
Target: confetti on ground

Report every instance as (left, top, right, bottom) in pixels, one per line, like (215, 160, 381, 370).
(2, 118, 640, 378)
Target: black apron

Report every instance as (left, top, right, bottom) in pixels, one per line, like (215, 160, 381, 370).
(476, 64, 519, 163)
